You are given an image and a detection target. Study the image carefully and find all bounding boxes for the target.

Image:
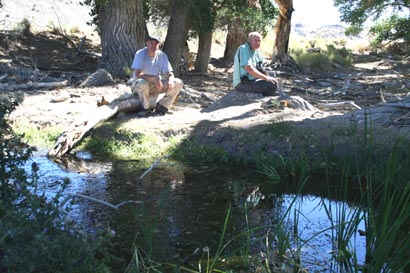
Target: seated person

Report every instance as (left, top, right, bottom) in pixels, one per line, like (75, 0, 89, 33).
(233, 32, 278, 96)
(131, 35, 183, 117)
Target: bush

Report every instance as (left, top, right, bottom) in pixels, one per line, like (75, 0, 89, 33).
(290, 43, 352, 72)
(0, 96, 112, 273)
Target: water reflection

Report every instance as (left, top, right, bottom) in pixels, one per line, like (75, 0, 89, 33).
(28, 153, 366, 272)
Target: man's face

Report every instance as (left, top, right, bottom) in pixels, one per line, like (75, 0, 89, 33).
(146, 39, 160, 51)
(249, 36, 261, 51)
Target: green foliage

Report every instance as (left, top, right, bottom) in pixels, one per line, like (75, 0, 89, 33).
(291, 48, 332, 71)
(334, 0, 410, 44)
(0, 97, 113, 273)
(0, 96, 32, 204)
(344, 24, 363, 36)
(13, 123, 62, 149)
(80, 0, 108, 27)
(290, 43, 352, 71)
(370, 15, 410, 45)
(171, 138, 232, 164)
(189, 0, 217, 35)
(216, 0, 277, 36)
(144, 0, 170, 25)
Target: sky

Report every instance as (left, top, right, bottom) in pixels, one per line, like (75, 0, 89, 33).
(291, 0, 345, 28)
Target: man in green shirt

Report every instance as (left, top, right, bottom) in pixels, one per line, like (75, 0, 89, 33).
(233, 32, 278, 96)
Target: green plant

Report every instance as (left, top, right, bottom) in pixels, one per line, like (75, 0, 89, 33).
(360, 138, 410, 272)
(290, 43, 352, 72)
(171, 138, 232, 164)
(1, 96, 113, 273)
(13, 122, 63, 149)
(16, 18, 31, 35)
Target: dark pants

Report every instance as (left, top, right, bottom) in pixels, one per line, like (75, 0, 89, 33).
(235, 71, 277, 96)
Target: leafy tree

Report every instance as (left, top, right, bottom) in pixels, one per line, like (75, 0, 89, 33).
(219, 0, 277, 66)
(144, 0, 171, 26)
(334, 0, 410, 45)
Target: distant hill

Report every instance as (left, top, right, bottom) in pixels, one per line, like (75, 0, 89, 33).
(291, 23, 366, 40)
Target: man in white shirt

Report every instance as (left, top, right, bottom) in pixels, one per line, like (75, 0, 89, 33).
(131, 35, 183, 117)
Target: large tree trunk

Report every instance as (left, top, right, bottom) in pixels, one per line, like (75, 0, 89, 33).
(98, 0, 147, 78)
(272, 0, 293, 62)
(194, 29, 213, 73)
(222, 21, 247, 67)
(163, 0, 190, 77)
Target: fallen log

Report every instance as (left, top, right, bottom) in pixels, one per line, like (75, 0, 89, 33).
(47, 94, 142, 157)
(0, 80, 68, 91)
(318, 101, 362, 110)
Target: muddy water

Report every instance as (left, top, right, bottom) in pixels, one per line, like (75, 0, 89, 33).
(28, 152, 366, 272)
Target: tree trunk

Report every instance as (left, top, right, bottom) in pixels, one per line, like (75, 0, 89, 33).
(98, 0, 147, 78)
(222, 21, 247, 67)
(272, 0, 293, 62)
(163, 0, 190, 77)
(194, 29, 213, 73)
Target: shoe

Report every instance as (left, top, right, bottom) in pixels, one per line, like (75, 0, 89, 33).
(137, 108, 152, 117)
(155, 103, 168, 116)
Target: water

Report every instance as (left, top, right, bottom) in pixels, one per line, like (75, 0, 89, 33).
(27, 152, 367, 272)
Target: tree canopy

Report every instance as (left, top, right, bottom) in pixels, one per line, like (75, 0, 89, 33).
(335, 0, 410, 44)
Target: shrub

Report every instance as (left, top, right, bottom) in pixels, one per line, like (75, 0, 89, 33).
(0, 96, 112, 273)
(290, 43, 352, 72)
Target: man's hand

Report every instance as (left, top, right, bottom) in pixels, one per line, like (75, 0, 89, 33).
(245, 65, 277, 84)
(167, 72, 175, 91)
(168, 79, 175, 91)
(155, 77, 164, 90)
(266, 76, 278, 85)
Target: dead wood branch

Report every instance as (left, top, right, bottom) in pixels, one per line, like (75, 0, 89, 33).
(48, 94, 142, 157)
(318, 101, 362, 110)
(52, 29, 101, 58)
(0, 74, 7, 83)
(77, 35, 101, 58)
(0, 80, 68, 91)
(49, 96, 70, 103)
(201, 92, 216, 102)
(138, 155, 168, 182)
(60, 193, 141, 211)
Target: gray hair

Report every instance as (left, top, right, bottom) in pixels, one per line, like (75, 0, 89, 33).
(248, 32, 262, 41)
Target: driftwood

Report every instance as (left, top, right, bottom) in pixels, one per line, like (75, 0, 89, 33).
(48, 94, 142, 157)
(0, 80, 68, 91)
(60, 193, 139, 211)
(77, 35, 102, 58)
(318, 101, 362, 110)
(348, 98, 410, 128)
(138, 155, 168, 182)
(54, 30, 101, 58)
(0, 74, 7, 83)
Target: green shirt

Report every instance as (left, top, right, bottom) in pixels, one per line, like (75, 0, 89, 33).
(232, 42, 264, 88)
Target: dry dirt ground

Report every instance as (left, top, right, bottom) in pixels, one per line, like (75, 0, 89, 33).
(1, 29, 410, 161)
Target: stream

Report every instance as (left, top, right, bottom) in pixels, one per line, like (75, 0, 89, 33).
(27, 151, 366, 272)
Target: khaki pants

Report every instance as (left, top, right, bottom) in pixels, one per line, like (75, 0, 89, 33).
(131, 78, 183, 110)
